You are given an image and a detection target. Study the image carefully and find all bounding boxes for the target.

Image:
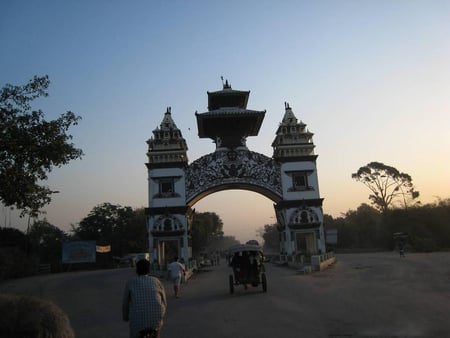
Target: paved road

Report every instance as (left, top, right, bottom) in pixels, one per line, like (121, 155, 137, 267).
(1, 252, 449, 338)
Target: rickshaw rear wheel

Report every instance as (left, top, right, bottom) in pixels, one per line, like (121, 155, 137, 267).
(261, 273, 267, 292)
(229, 274, 234, 294)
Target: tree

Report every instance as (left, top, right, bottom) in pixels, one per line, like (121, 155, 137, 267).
(343, 204, 383, 248)
(0, 227, 28, 250)
(72, 203, 146, 257)
(320, 199, 449, 252)
(0, 227, 36, 279)
(257, 224, 279, 252)
(28, 220, 69, 271)
(0, 75, 83, 217)
(73, 203, 128, 249)
(123, 207, 149, 254)
(351, 162, 419, 213)
(191, 212, 224, 254)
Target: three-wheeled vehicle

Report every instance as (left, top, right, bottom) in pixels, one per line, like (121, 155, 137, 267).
(228, 244, 267, 294)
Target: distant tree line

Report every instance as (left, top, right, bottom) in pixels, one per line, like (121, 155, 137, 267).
(260, 199, 450, 254)
(324, 162, 449, 252)
(325, 199, 450, 252)
(0, 202, 234, 280)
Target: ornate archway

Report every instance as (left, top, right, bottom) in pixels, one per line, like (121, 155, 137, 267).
(185, 149, 282, 205)
(145, 82, 326, 264)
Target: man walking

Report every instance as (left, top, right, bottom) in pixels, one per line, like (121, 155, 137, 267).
(122, 259, 167, 338)
(167, 256, 186, 298)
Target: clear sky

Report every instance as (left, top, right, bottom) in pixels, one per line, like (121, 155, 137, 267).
(1, 1, 449, 243)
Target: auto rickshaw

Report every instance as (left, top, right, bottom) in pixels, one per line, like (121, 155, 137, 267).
(228, 244, 267, 294)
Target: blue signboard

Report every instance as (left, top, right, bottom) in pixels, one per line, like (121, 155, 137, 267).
(62, 241, 96, 264)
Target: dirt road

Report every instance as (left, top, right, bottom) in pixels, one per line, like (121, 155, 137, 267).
(1, 252, 449, 337)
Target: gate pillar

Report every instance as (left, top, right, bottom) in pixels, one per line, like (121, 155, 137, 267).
(272, 103, 327, 260)
(145, 107, 191, 264)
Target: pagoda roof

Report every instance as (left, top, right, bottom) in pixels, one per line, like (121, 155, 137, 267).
(207, 80, 250, 110)
(153, 107, 179, 132)
(281, 107, 298, 125)
(196, 81, 266, 148)
(196, 108, 265, 139)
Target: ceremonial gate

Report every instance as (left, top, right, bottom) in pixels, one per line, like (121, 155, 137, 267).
(145, 81, 326, 264)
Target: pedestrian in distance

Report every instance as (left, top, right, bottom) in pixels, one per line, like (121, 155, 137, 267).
(399, 242, 406, 258)
(167, 256, 186, 298)
(122, 259, 167, 338)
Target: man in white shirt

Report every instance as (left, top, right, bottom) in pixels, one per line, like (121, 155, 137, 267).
(167, 256, 185, 298)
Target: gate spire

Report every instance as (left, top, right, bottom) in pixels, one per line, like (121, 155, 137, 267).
(195, 82, 265, 150)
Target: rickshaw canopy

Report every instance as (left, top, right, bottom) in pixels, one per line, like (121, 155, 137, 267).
(228, 244, 263, 254)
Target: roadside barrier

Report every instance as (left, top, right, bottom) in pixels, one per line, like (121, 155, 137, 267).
(311, 252, 336, 271)
(38, 264, 51, 274)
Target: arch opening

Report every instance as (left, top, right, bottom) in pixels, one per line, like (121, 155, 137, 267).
(193, 189, 276, 245)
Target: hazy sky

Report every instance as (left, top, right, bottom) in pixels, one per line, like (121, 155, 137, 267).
(1, 1, 449, 243)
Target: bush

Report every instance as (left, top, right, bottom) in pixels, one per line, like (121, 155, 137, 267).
(0, 294, 74, 338)
(409, 236, 438, 252)
(0, 247, 38, 280)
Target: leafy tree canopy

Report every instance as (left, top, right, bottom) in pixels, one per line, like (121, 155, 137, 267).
(257, 224, 279, 252)
(28, 219, 67, 242)
(325, 199, 450, 252)
(73, 203, 133, 241)
(352, 162, 419, 213)
(0, 75, 83, 216)
(191, 212, 224, 253)
(72, 203, 147, 256)
(0, 227, 28, 249)
(28, 220, 68, 266)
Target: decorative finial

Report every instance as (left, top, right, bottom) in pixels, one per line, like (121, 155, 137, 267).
(166, 106, 171, 114)
(285, 102, 290, 109)
(221, 76, 231, 89)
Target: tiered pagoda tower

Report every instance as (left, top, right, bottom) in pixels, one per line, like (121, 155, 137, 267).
(146, 107, 191, 263)
(147, 107, 188, 165)
(272, 103, 325, 256)
(196, 80, 265, 150)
